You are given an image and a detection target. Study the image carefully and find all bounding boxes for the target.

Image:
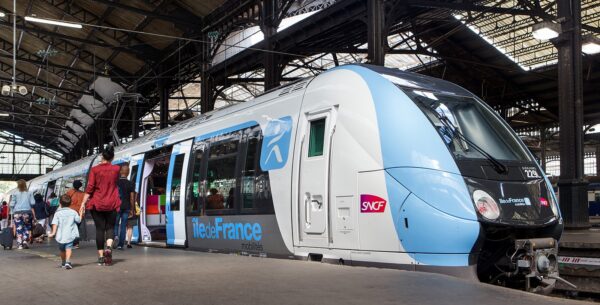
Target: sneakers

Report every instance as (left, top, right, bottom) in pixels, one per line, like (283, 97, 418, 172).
(17, 245, 23, 250)
(22, 243, 29, 249)
(97, 257, 104, 266)
(116, 246, 123, 250)
(104, 249, 112, 266)
(64, 262, 72, 270)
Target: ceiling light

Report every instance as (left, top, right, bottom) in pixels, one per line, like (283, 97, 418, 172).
(582, 34, 600, 55)
(0, 12, 5, 18)
(24, 16, 82, 29)
(0, 113, 9, 117)
(532, 21, 561, 41)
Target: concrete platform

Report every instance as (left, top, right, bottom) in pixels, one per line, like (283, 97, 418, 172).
(558, 229, 600, 293)
(0, 241, 593, 305)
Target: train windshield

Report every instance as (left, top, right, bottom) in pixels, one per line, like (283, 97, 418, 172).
(404, 89, 532, 162)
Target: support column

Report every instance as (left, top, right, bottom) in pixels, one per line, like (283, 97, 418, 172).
(96, 119, 104, 149)
(200, 65, 214, 113)
(557, 0, 588, 228)
(200, 31, 215, 114)
(596, 145, 600, 177)
(367, 0, 385, 65)
(131, 102, 139, 139)
(159, 81, 169, 129)
(262, 0, 280, 90)
(540, 127, 547, 172)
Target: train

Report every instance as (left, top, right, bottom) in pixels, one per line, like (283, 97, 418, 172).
(14, 64, 564, 293)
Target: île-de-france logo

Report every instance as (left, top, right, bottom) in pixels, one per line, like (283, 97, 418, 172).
(260, 116, 293, 170)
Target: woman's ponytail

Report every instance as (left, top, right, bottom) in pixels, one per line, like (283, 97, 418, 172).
(101, 145, 115, 162)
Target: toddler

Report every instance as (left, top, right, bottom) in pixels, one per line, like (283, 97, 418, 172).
(48, 195, 84, 269)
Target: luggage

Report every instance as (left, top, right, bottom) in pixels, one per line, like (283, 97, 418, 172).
(1, 227, 13, 250)
(32, 223, 45, 239)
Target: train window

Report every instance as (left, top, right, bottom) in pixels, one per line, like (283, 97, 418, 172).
(308, 118, 326, 157)
(170, 154, 185, 211)
(241, 130, 274, 214)
(206, 137, 239, 211)
(188, 125, 275, 216)
(242, 137, 258, 209)
(187, 146, 206, 216)
(59, 175, 87, 195)
(130, 165, 139, 185)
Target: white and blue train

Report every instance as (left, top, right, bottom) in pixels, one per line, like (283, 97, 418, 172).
(21, 65, 564, 292)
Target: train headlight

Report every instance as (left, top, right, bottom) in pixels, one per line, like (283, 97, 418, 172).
(546, 193, 559, 216)
(472, 190, 500, 220)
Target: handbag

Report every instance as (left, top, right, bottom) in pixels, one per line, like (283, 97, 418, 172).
(134, 202, 141, 216)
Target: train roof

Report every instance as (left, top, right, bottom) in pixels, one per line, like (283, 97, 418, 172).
(56, 64, 476, 172)
(357, 64, 473, 97)
(113, 76, 316, 155)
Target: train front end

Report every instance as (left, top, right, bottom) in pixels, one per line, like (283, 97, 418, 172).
(343, 65, 565, 293)
(399, 89, 564, 293)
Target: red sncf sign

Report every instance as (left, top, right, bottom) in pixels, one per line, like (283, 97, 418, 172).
(360, 194, 387, 213)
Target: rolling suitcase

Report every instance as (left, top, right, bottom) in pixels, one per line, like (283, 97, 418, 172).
(1, 227, 13, 250)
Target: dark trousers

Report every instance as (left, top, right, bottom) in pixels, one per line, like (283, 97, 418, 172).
(90, 209, 117, 250)
(114, 210, 130, 248)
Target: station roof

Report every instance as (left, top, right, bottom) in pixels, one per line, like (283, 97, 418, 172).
(0, 0, 598, 160)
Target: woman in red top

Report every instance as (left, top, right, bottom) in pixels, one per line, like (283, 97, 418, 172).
(81, 146, 121, 266)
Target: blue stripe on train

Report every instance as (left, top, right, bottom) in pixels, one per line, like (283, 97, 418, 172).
(332, 65, 479, 266)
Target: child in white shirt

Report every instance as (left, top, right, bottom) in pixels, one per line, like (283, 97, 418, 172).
(48, 195, 84, 269)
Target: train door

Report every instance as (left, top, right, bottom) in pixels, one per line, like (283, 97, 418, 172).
(297, 108, 337, 248)
(139, 148, 171, 244)
(165, 140, 192, 247)
(129, 154, 144, 243)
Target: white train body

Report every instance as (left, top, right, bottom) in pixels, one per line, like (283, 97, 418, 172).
(22, 65, 562, 290)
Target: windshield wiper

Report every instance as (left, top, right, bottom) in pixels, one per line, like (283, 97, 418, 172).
(439, 116, 507, 174)
(419, 102, 508, 174)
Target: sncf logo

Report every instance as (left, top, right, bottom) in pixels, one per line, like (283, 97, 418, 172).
(360, 194, 387, 213)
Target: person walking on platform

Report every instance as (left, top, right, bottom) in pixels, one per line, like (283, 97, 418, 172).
(81, 146, 121, 266)
(66, 180, 85, 248)
(0, 201, 8, 230)
(114, 165, 135, 250)
(9, 180, 36, 249)
(48, 195, 84, 269)
(32, 194, 49, 243)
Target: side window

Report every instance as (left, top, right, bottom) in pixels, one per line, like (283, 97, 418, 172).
(187, 145, 206, 216)
(206, 136, 239, 212)
(308, 118, 326, 157)
(241, 127, 274, 214)
(130, 165, 139, 187)
(242, 137, 258, 209)
(170, 154, 185, 211)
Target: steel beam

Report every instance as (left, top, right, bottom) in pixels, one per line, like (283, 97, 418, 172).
(90, 0, 202, 29)
(262, 0, 281, 90)
(367, 0, 385, 65)
(159, 80, 169, 129)
(557, 0, 588, 228)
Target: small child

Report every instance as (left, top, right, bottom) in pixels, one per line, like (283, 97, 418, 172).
(48, 195, 83, 269)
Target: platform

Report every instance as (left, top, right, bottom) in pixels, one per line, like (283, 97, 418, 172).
(558, 228, 600, 293)
(0, 241, 593, 305)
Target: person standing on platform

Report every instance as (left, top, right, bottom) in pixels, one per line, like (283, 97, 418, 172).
(32, 194, 49, 243)
(0, 201, 8, 230)
(81, 146, 121, 266)
(114, 165, 135, 250)
(9, 180, 36, 249)
(66, 180, 85, 248)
